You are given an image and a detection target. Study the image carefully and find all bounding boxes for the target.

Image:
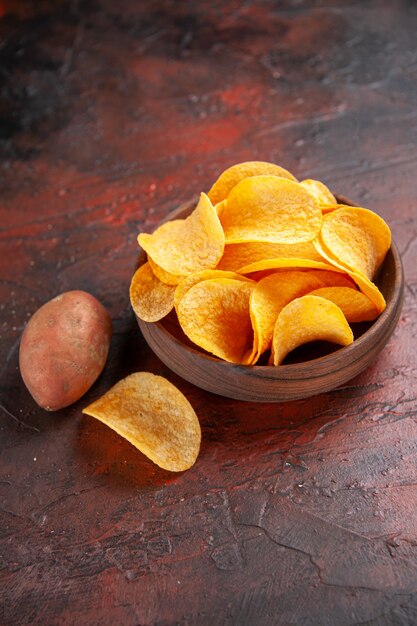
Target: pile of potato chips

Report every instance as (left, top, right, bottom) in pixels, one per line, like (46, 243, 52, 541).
(131, 161, 391, 367)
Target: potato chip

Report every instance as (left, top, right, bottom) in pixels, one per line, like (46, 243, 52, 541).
(177, 278, 254, 363)
(148, 255, 182, 285)
(300, 179, 337, 207)
(138, 193, 225, 276)
(272, 295, 354, 366)
(220, 176, 322, 244)
(208, 161, 296, 205)
(320, 207, 391, 279)
(130, 262, 175, 322)
(248, 271, 326, 364)
(313, 236, 386, 312)
(237, 257, 345, 276)
(174, 269, 252, 313)
(216, 240, 324, 272)
(83, 372, 201, 472)
(308, 287, 379, 323)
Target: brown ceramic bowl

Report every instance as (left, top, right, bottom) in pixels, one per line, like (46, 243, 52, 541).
(136, 196, 404, 402)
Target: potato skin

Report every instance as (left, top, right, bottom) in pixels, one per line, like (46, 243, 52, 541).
(19, 291, 112, 411)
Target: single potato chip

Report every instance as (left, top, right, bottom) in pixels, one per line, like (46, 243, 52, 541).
(248, 271, 326, 364)
(320, 206, 391, 279)
(216, 240, 324, 272)
(174, 269, 252, 312)
(177, 278, 254, 363)
(300, 179, 337, 207)
(208, 161, 296, 205)
(138, 193, 225, 276)
(130, 262, 175, 322)
(272, 295, 354, 366)
(83, 372, 201, 472)
(308, 287, 379, 323)
(313, 236, 386, 313)
(220, 176, 322, 244)
(148, 255, 182, 285)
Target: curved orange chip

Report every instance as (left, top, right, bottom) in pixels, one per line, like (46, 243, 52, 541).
(83, 372, 201, 472)
(148, 255, 182, 285)
(216, 240, 323, 272)
(130, 262, 175, 322)
(177, 278, 254, 363)
(321, 206, 391, 279)
(174, 269, 252, 312)
(272, 295, 354, 366)
(313, 236, 386, 313)
(300, 179, 337, 207)
(248, 271, 325, 364)
(208, 161, 297, 205)
(138, 193, 225, 276)
(237, 257, 345, 275)
(309, 287, 379, 323)
(220, 176, 322, 244)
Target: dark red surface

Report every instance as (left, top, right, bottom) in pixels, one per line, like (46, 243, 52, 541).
(1, 2, 417, 625)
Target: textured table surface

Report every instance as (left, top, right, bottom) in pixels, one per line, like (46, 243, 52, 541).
(1, 2, 417, 625)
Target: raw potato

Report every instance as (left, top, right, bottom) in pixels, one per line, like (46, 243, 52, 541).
(19, 290, 112, 411)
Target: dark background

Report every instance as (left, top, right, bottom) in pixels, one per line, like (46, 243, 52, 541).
(1, 1, 417, 624)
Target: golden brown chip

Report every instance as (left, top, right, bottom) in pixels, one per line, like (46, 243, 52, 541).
(130, 262, 175, 322)
(208, 161, 297, 205)
(83, 373, 201, 472)
(220, 176, 322, 244)
(177, 278, 254, 363)
(300, 179, 337, 207)
(216, 240, 324, 272)
(320, 206, 391, 279)
(272, 295, 354, 366)
(248, 271, 325, 364)
(174, 269, 252, 313)
(309, 287, 379, 323)
(138, 193, 225, 276)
